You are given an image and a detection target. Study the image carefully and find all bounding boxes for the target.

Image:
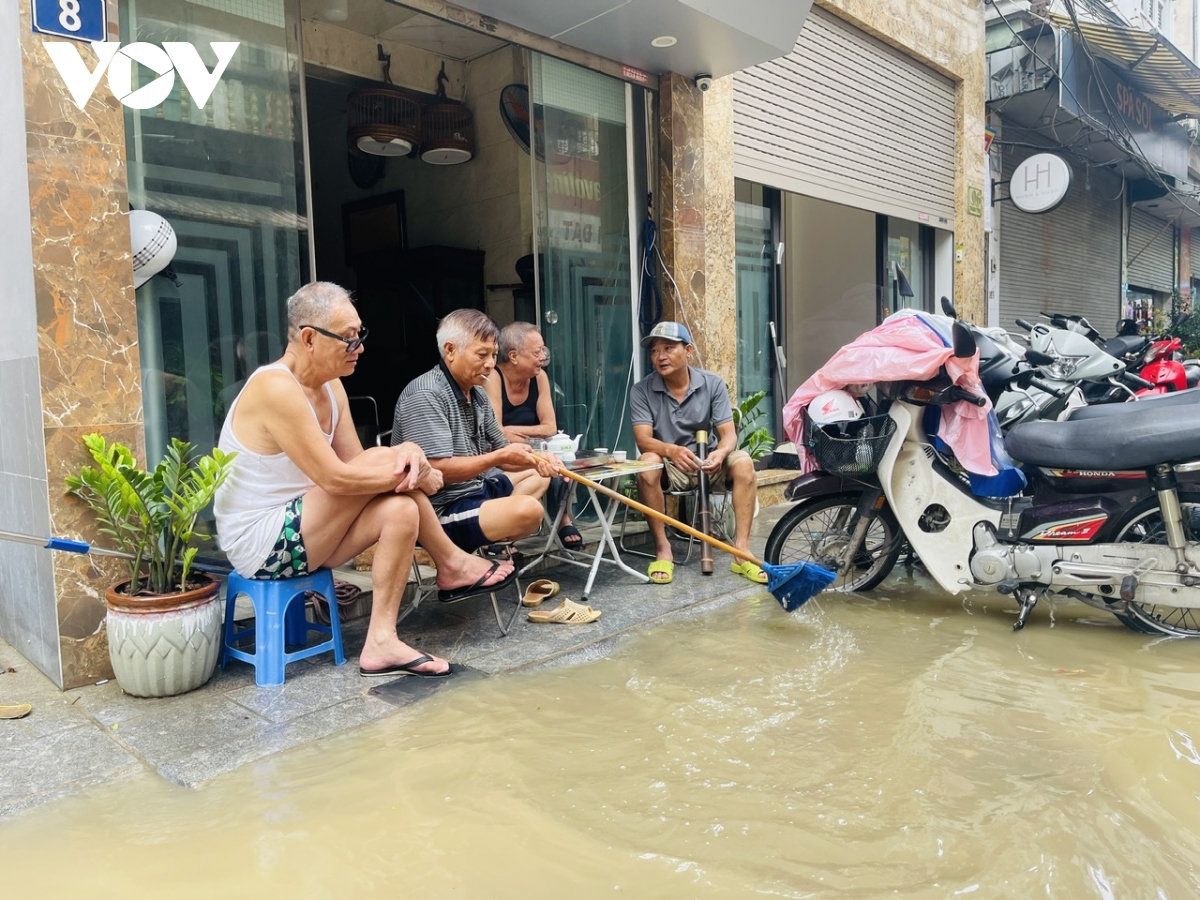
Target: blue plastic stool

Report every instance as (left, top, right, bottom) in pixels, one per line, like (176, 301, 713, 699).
(221, 569, 345, 686)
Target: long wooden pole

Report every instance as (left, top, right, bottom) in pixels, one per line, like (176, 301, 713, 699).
(555, 465, 762, 566)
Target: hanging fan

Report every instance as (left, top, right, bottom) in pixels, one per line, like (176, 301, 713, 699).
(499, 84, 539, 160)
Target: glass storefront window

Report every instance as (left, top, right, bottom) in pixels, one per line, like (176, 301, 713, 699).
(530, 54, 639, 453)
(884, 217, 926, 314)
(122, 0, 307, 466)
(734, 180, 779, 438)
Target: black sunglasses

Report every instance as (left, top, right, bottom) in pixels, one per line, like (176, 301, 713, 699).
(302, 324, 368, 353)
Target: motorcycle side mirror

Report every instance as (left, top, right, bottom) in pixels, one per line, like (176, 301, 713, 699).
(951, 321, 976, 359)
(940, 296, 957, 320)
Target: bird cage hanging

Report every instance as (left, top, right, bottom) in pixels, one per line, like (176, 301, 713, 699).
(347, 87, 421, 157)
(420, 101, 474, 165)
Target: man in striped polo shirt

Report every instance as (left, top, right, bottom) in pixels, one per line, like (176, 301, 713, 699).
(391, 309, 559, 552)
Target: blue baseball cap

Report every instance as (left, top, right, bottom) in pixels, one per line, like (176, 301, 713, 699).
(640, 321, 693, 348)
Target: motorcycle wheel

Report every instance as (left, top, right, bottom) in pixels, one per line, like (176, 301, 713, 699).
(1112, 495, 1200, 636)
(763, 493, 903, 593)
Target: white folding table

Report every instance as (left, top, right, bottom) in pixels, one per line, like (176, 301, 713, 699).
(520, 460, 663, 603)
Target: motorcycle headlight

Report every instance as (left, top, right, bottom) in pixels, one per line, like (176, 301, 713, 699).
(1046, 354, 1088, 379)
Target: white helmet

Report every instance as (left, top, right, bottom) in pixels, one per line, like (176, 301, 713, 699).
(129, 210, 177, 288)
(808, 389, 864, 424)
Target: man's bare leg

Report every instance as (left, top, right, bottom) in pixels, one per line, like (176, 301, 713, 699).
(408, 490, 515, 590)
(477, 495, 546, 544)
(305, 491, 448, 675)
(636, 452, 672, 561)
(728, 455, 758, 556)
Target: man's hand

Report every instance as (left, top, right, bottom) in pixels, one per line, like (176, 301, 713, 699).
(392, 442, 431, 493)
(700, 448, 726, 473)
(419, 467, 444, 495)
(529, 450, 560, 479)
(668, 443, 702, 474)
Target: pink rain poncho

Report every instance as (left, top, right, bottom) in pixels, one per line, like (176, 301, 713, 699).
(782, 311, 998, 476)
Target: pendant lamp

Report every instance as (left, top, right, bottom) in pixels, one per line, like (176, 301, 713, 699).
(420, 62, 474, 165)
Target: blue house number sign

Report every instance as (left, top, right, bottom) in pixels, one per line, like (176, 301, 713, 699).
(32, 0, 107, 43)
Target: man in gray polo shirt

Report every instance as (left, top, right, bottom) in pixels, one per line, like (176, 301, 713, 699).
(630, 321, 763, 586)
(392, 309, 558, 552)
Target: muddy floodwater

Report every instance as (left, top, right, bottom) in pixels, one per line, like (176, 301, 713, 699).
(5, 573, 1200, 898)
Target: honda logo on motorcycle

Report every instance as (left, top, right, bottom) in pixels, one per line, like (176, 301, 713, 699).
(43, 41, 239, 111)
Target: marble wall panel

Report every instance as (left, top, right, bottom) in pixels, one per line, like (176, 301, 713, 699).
(21, 5, 140, 688)
(658, 72, 737, 393)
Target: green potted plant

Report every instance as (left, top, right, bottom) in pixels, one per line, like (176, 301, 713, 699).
(65, 434, 236, 697)
(732, 390, 776, 465)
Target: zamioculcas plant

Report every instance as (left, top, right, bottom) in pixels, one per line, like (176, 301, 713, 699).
(65, 434, 236, 595)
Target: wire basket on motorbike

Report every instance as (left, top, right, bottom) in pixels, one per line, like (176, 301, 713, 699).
(802, 390, 896, 475)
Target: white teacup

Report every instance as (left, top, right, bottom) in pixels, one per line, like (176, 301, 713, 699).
(612, 450, 628, 463)
(594, 447, 609, 454)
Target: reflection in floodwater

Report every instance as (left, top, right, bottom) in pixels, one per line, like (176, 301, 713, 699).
(4, 574, 1200, 897)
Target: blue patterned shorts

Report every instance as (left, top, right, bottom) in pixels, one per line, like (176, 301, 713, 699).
(252, 497, 310, 579)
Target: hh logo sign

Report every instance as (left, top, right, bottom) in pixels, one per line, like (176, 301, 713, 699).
(44, 41, 240, 111)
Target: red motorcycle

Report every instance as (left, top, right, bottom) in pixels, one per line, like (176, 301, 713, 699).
(1135, 334, 1200, 395)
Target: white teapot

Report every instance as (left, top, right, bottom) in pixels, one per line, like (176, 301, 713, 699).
(546, 431, 582, 463)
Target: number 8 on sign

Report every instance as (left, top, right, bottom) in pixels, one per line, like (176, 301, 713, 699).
(59, 0, 82, 31)
(32, 0, 107, 42)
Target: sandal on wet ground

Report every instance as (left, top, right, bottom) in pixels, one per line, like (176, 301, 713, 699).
(557, 524, 583, 549)
(438, 561, 517, 602)
(647, 559, 674, 585)
(731, 560, 768, 584)
(0, 704, 32, 719)
(527, 598, 602, 624)
(521, 578, 561, 607)
(359, 654, 451, 678)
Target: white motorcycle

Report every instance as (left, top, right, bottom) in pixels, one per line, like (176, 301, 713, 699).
(766, 319, 1200, 637)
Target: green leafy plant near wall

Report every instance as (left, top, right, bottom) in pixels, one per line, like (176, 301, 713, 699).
(733, 390, 775, 461)
(1168, 288, 1200, 357)
(65, 434, 236, 595)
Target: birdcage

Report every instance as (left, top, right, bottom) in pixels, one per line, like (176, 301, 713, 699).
(420, 102, 474, 165)
(347, 87, 421, 157)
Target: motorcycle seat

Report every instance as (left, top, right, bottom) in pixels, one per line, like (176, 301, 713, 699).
(1007, 402, 1200, 470)
(1101, 334, 1147, 359)
(1065, 388, 1200, 421)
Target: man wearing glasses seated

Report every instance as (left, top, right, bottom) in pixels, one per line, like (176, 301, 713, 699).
(214, 282, 516, 679)
(391, 309, 559, 555)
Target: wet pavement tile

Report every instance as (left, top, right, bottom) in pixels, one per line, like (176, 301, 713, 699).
(0, 515, 785, 817)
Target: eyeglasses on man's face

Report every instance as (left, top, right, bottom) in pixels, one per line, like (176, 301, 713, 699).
(302, 324, 369, 353)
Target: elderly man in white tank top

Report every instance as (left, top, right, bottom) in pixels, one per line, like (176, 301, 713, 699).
(214, 282, 514, 678)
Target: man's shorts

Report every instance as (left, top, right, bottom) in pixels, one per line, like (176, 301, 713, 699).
(253, 496, 310, 579)
(662, 448, 751, 494)
(438, 473, 515, 551)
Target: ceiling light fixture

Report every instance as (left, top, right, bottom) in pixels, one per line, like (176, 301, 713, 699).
(323, 0, 348, 22)
(651, 35, 677, 48)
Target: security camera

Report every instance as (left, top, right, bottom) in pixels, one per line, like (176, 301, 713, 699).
(694, 74, 713, 92)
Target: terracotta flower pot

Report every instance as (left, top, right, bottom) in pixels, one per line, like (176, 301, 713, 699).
(104, 572, 223, 698)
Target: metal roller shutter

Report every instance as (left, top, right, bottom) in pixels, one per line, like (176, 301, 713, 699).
(1192, 229, 1200, 280)
(732, 6, 956, 224)
(1127, 208, 1175, 292)
(997, 150, 1122, 332)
